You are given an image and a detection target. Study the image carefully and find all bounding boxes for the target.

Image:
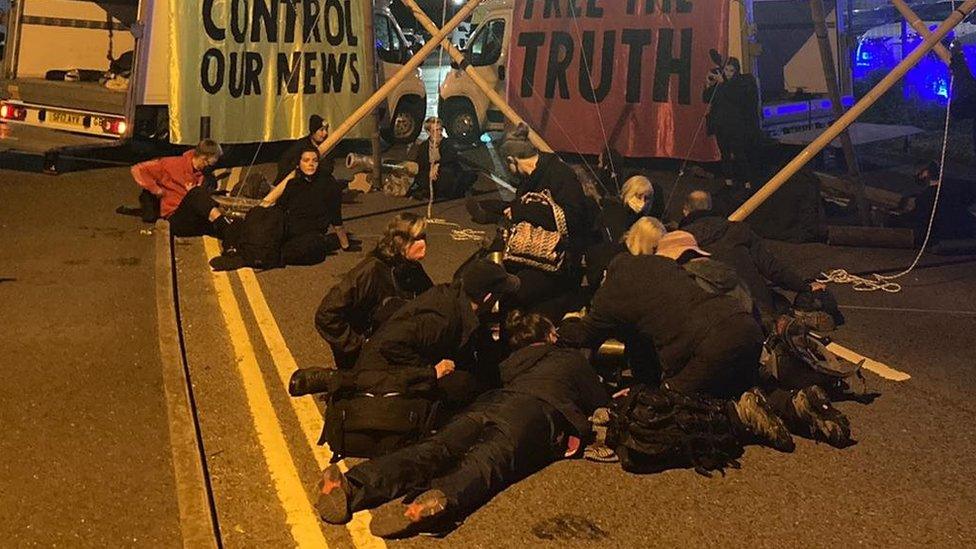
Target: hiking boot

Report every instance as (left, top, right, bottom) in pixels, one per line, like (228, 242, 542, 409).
(315, 464, 351, 524)
(288, 367, 337, 397)
(583, 443, 619, 463)
(735, 388, 795, 453)
(791, 385, 854, 448)
(369, 489, 449, 539)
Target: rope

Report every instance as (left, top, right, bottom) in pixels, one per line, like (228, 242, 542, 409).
(425, 217, 486, 241)
(426, 0, 452, 221)
(241, 2, 328, 187)
(664, 83, 721, 217)
(819, 72, 956, 293)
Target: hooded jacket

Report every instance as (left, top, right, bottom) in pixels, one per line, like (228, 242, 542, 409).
(559, 254, 746, 377)
(681, 211, 807, 319)
(130, 150, 206, 218)
(354, 284, 479, 394)
(498, 344, 608, 438)
(315, 251, 433, 369)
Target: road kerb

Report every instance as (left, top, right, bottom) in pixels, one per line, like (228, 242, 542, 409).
(154, 221, 220, 548)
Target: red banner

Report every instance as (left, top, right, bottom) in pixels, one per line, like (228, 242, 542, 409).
(507, 0, 728, 160)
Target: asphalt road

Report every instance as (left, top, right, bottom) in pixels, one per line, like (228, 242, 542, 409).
(3, 153, 976, 547)
(0, 169, 182, 546)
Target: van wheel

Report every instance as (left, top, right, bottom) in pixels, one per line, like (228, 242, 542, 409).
(382, 100, 424, 144)
(445, 109, 481, 143)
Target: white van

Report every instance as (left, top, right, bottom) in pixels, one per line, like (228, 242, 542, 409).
(0, 0, 426, 151)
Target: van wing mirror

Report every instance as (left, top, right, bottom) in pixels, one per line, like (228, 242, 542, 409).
(497, 65, 506, 81)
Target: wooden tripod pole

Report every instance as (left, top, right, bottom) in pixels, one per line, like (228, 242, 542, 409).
(891, 0, 952, 64)
(729, 0, 976, 222)
(809, 0, 870, 225)
(400, 0, 554, 153)
(360, 1, 383, 187)
(315, 0, 485, 156)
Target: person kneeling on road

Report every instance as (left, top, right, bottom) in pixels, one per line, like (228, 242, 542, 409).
(314, 213, 433, 370)
(315, 311, 608, 539)
(125, 139, 231, 237)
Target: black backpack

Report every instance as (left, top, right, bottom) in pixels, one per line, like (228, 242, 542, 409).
(235, 206, 285, 269)
(607, 385, 743, 477)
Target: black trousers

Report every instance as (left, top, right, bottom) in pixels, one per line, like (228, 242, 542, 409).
(168, 187, 218, 237)
(664, 313, 764, 399)
(281, 231, 331, 265)
(715, 129, 761, 185)
(344, 392, 564, 518)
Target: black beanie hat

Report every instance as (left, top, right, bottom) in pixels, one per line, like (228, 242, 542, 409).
(308, 114, 329, 135)
(461, 260, 520, 302)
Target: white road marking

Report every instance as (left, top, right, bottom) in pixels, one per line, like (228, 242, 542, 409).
(826, 342, 912, 382)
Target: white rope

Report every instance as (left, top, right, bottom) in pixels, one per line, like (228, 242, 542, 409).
(819, 71, 956, 293)
(424, 217, 486, 241)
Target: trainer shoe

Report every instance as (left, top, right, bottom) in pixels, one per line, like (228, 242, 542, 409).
(735, 388, 795, 453)
(315, 464, 351, 525)
(369, 489, 449, 539)
(792, 385, 853, 447)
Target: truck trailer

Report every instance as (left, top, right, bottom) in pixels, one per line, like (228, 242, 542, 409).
(0, 0, 427, 155)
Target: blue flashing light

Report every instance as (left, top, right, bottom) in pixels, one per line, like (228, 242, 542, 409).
(762, 107, 773, 118)
(820, 99, 832, 109)
(842, 96, 854, 108)
(853, 37, 976, 105)
(776, 103, 809, 115)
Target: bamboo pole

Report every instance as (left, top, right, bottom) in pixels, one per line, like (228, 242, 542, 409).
(809, 0, 869, 224)
(400, 0, 554, 153)
(315, 0, 486, 156)
(891, 0, 952, 64)
(728, 0, 976, 222)
(360, 1, 383, 187)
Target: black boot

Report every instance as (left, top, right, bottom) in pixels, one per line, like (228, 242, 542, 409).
(288, 367, 339, 397)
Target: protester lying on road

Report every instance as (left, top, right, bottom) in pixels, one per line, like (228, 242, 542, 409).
(260, 146, 351, 264)
(273, 114, 336, 187)
(314, 311, 608, 539)
(313, 213, 433, 370)
(679, 190, 823, 327)
(296, 260, 520, 460)
(124, 139, 232, 238)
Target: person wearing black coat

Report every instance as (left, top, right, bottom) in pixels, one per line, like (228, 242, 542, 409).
(350, 260, 520, 397)
(704, 57, 763, 187)
(679, 190, 818, 325)
(409, 117, 477, 200)
(262, 147, 349, 264)
(314, 213, 433, 370)
(315, 312, 608, 539)
(466, 124, 592, 251)
(559, 218, 763, 398)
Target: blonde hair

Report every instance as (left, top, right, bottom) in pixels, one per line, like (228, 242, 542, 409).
(624, 217, 667, 256)
(376, 213, 427, 260)
(194, 139, 223, 159)
(621, 175, 654, 205)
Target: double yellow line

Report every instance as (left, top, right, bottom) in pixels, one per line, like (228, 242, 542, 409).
(202, 237, 385, 548)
